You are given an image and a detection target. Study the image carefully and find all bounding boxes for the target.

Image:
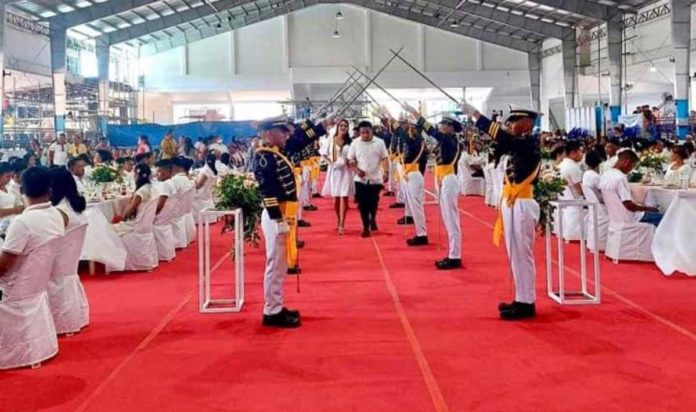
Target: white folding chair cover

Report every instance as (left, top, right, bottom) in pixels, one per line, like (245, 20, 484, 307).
(458, 165, 485, 196)
(602, 187, 655, 262)
(582, 184, 609, 252)
(0, 237, 61, 369)
(171, 188, 194, 249)
(482, 163, 495, 206)
(652, 191, 696, 276)
(48, 224, 89, 334)
(554, 190, 585, 242)
(153, 193, 178, 262)
(193, 174, 217, 223)
(115, 200, 159, 272)
(81, 208, 127, 271)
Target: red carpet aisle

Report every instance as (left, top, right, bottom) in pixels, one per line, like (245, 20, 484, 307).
(2, 180, 696, 411)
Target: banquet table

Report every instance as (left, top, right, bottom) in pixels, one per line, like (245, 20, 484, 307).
(630, 184, 696, 276)
(81, 195, 131, 273)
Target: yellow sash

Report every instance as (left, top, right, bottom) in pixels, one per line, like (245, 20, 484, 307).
(279, 201, 299, 268)
(434, 140, 461, 186)
(492, 165, 540, 247)
(310, 156, 320, 181)
(401, 142, 425, 179)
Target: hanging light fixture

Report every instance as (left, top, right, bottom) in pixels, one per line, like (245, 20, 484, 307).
(336, 5, 343, 20)
(333, 19, 340, 38)
(450, 20, 459, 28)
(649, 64, 657, 73)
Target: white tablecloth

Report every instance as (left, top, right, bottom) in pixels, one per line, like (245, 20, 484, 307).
(81, 196, 131, 271)
(652, 191, 696, 276)
(1, 148, 27, 161)
(629, 184, 696, 213)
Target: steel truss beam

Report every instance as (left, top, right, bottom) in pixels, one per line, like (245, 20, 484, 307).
(129, 0, 538, 55)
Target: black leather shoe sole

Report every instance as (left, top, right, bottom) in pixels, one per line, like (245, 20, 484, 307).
(389, 203, 405, 209)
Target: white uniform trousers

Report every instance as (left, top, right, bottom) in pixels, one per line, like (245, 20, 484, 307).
(396, 163, 407, 205)
(261, 210, 287, 315)
(501, 198, 540, 304)
(439, 174, 461, 259)
(405, 171, 427, 237)
(386, 160, 395, 192)
(300, 166, 311, 207)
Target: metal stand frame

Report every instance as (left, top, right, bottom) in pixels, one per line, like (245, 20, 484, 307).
(545, 200, 601, 305)
(198, 208, 244, 313)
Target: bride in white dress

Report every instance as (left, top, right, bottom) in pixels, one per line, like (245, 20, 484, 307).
(321, 119, 354, 235)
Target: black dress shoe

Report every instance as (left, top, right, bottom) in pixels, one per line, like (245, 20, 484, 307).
(498, 301, 518, 312)
(297, 219, 311, 227)
(389, 202, 405, 209)
(500, 302, 536, 320)
(282, 307, 300, 317)
(296, 240, 305, 249)
(435, 258, 462, 270)
(262, 308, 301, 328)
(287, 266, 302, 275)
(361, 230, 371, 238)
(406, 236, 429, 246)
(312, 193, 322, 198)
(384, 191, 395, 197)
(303, 204, 318, 211)
(397, 216, 414, 225)
(370, 220, 378, 231)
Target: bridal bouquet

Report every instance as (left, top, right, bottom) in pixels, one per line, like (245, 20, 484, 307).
(214, 171, 263, 246)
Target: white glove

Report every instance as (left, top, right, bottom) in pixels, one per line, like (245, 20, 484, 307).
(276, 221, 290, 234)
(460, 100, 478, 117)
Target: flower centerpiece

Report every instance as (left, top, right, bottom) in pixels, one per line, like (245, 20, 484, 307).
(534, 167, 567, 235)
(90, 164, 122, 184)
(214, 171, 263, 246)
(639, 152, 667, 174)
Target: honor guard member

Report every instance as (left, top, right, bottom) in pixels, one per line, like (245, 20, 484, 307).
(252, 117, 302, 328)
(310, 140, 322, 198)
(387, 121, 406, 209)
(462, 102, 541, 320)
(374, 121, 395, 196)
(391, 117, 428, 246)
(409, 108, 463, 269)
(285, 117, 331, 275)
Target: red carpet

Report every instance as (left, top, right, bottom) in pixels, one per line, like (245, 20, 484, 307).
(3, 176, 696, 411)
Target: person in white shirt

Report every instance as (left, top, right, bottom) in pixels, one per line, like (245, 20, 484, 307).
(664, 145, 692, 184)
(0, 162, 24, 235)
(582, 150, 604, 203)
(49, 167, 88, 230)
(113, 164, 159, 233)
(68, 158, 86, 194)
(153, 159, 176, 215)
(117, 157, 136, 188)
(215, 153, 232, 176)
(209, 137, 229, 155)
(171, 157, 194, 193)
(558, 140, 585, 199)
(0, 167, 67, 277)
(600, 138, 620, 174)
(599, 150, 663, 227)
(49, 133, 70, 167)
(347, 120, 388, 238)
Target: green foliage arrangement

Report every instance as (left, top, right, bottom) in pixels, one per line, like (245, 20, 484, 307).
(90, 165, 122, 184)
(534, 169, 567, 235)
(628, 170, 644, 183)
(214, 171, 263, 246)
(639, 153, 667, 173)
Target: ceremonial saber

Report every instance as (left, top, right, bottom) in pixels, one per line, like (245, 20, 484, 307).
(351, 66, 405, 109)
(336, 47, 404, 116)
(388, 49, 460, 105)
(315, 73, 361, 115)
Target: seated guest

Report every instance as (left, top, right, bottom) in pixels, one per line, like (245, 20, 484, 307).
(216, 153, 232, 176)
(93, 149, 113, 166)
(0, 166, 67, 276)
(153, 159, 176, 214)
(117, 157, 135, 185)
(49, 167, 87, 229)
(68, 157, 87, 194)
(193, 152, 219, 215)
(112, 164, 159, 233)
(582, 150, 604, 202)
(0, 162, 24, 234)
(171, 156, 194, 193)
(665, 145, 692, 183)
(7, 159, 25, 205)
(135, 152, 156, 167)
(558, 140, 585, 199)
(78, 153, 93, 179)
(599, 150, 663, 227)
(23, 152, 37, 169)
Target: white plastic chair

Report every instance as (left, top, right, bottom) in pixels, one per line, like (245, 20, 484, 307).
(582, 184, 609, 252)
(0, 237, 62, 370)
(458, 164, 485, 196)
(601, 187, 655, 263)
(153, 193, 178, 262)
(171, 187, 194, 249)
(48, 224, 89, 335)
(117, 200, 159, 272)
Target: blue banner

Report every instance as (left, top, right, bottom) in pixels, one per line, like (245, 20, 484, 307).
(107, 121, 257, 148)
